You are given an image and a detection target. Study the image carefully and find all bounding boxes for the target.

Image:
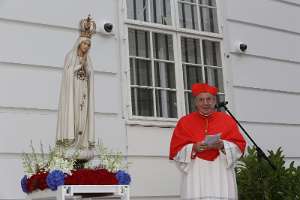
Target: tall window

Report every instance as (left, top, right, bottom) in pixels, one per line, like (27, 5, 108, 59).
(182, 37, 224, 113)
(126, 0, 223, 119)
(129, 29, 177, 118)
(127, 0, 172, 25)
(178, 0, 219, 32)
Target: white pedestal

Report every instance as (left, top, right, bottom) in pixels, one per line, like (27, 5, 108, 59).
(26, 185, 129, 200)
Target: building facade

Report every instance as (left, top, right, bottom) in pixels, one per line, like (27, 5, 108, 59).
(0, 0, 300, 199)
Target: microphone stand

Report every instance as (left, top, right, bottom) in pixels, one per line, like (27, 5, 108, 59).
(218, 102, 276, 170)
(218, 102, 276, 199)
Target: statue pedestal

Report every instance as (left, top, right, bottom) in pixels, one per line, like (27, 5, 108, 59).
(25, 185, 130, 200)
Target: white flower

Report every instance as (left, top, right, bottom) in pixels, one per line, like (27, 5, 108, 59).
(21, 143, 76, 176)
(91, 141, 127, 172)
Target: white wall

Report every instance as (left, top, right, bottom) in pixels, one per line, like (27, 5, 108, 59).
(1, 0, 300, 199)
(0, 0, 125, 199)
(223, 0, 300, 159)
(126, 125, 180, 199)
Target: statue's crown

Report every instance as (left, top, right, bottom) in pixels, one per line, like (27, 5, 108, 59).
(80, 15, 96, 38)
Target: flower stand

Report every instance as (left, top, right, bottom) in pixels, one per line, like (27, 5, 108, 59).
(26, 185, 129, 200)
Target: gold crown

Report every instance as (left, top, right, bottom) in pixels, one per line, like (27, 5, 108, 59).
(80, 14, 96, 38)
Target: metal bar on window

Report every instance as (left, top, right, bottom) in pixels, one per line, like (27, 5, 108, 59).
(182, 62, 202, 67)
(133, 0, 137, 20)
(129, 56, 151, 61)
(149, 31, 157, 117)
(166, 63, 172, 88)
(137, 88, 142, 115)
(178, 1, 198, 6)
(130, 59, 136, 86)
(213, 67, 219, 88)
(132, 88, 138, 115)
(178, 0, 216, 8)
(202, 40, 207, 66)
(203, 64, 222, 69)
(147, 0, 151, 23)
(153, 58, 175, 63)
(198, 4, 216, 9)
(146, 58, 152, 86)
(165, 35, 170, 60)
(212, 41, 217, 66)
(193, 38, 198, 63)
(131, 85, 177, 91)
(182, 64, 188, 90)
(200, 39, 206, 83)
(154, 33, 159, 59)
(134, 30, 139, 57)
(199, 6, 205, 31)
(153, 0, 157, 23)
(135, 59, 140, 85)
(208, 7, 214, 32)
(195, 66, 201, 83)
(162, 0, 167, 25)
(143, 0, 147, 21)
(181, 3, 186, 28)
(155, 62, 161, 86)
(196, 0, 201, 34)
(208, 0, 213, 7)
(184, 37, 188, 63)
(145, 31, 149, 58)
(190, 3, 196, 29)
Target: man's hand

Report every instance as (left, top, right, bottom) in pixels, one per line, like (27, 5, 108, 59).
(193, 142, 208, 153)
(193, 140, 225, 154)
(207, 140, 224, 150)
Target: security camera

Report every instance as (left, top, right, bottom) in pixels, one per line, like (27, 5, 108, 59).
(239, 43, 247, 52)
(99, 21, 114, 35)
(104, 23, 113, 33)
(235, 41, 247, 53)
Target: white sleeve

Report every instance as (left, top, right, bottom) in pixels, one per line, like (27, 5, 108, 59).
(173, 144, 194, 173)
(223, 140, 243, 168)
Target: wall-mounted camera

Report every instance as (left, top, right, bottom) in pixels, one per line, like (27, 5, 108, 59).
(235, 41, 248, 53)
(99, 22, 114, 36)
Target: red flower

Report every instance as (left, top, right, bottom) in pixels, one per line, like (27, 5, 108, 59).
(65, 169, 118, 185)
(27, 174, 38, 192)
(36, 172, 48, 190)
(26, 168, 119, 193)
(27, 172, 49, 192)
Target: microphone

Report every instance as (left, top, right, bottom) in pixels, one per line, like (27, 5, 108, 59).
(215, 101, 228, 109)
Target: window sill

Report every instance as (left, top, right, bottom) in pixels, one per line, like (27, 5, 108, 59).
(126, 117, 177, 128)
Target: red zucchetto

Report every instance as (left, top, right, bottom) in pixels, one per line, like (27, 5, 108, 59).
(191, 83, 218, 96)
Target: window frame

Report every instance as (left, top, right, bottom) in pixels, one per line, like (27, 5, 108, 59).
(176, 32, 225, 115)
(121, 0, 227, 125)
(126, 25, 181, 122)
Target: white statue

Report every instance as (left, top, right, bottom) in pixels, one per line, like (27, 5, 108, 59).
(56, 16, 96, 160)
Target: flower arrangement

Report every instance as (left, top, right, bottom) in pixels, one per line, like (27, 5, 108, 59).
(21, 142, 75, 177)
(21, 141, 131, 193)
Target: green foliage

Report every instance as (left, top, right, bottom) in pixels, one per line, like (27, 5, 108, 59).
(237, 146, 300, 200)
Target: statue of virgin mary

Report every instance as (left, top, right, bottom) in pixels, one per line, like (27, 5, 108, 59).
(56, 16, 96, 159)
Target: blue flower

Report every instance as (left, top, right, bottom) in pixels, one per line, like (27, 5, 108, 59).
(21, 175, 28, 193)
(115, 170, 131, 185)
(46, 170, 65, 190)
